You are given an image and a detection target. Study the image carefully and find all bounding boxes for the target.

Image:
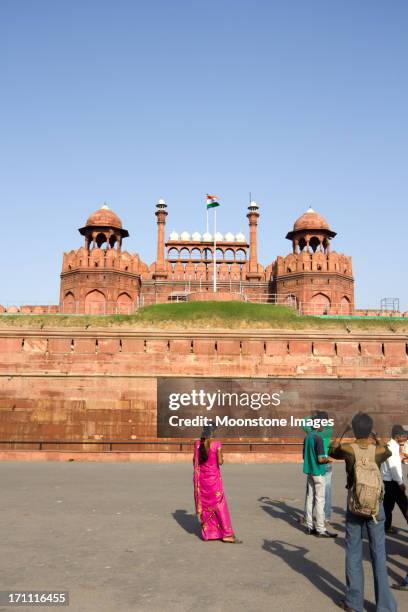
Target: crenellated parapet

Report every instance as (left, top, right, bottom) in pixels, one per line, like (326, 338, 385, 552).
(61, 247, 148, 276)
(274, 250, 353, 277)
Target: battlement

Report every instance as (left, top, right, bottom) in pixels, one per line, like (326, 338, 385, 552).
(274, 250, 353, 277)
(61, 247, 149, 275)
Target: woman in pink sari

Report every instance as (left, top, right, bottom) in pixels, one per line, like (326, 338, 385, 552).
(193, 427, 242, 543)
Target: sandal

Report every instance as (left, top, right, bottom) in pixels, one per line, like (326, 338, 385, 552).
(222, 536, 243, 544)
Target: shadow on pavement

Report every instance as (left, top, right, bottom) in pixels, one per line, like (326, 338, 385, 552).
(172, 509, 202, 538)
(259, 496, 305, 533)
(332, 531, 405, 594)
(262, 539, 376, 612)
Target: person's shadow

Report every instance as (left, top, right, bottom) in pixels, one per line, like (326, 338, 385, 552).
(258, 496, 305, 532)
(383, 535, 408, 584)
(172, 509, 202, 538)
(262, 539, 375, 612)
(259, 496, 347, 535)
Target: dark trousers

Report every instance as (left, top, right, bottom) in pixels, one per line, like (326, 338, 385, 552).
(383, 480, 408, 530)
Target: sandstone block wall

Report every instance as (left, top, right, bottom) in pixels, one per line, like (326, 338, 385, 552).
(0, 327, 407, 449)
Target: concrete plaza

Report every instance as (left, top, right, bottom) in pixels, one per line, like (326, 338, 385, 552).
(0, 462, 407, 612)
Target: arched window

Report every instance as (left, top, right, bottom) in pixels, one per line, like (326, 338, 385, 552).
(167, 248, 179, 259)
(224, 248, 235, 260)
(63, 292, 76, 314)
(309, 236, 320, 253)
(285, 294, 298, 308)
(85, 290, 106, 315)
(95, 233, 107, 248)
(216, 248, 224, 261)
(310, 293, 331, 315)
(235, 249, 246, 261)
(203, 248, 212, 260)
(191, 248, 202, 260)
(117, 292, 133, 315)
(340, 296, 351, 315)
(179, 248, 190, 259)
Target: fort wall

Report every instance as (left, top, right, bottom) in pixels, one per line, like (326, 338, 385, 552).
(0, 326, 407, 460)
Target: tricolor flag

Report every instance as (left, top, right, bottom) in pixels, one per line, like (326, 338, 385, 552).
(206, 194, 220, 209)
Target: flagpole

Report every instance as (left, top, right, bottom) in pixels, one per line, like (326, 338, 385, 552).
(213, 207, 217, 292)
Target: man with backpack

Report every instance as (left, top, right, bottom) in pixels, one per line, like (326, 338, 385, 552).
(329, 412, 396, 612)
(382, 424, 408, 533)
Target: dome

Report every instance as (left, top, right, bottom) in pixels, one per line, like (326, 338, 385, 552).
(224, 232, 235, 242)
(191, 231, 202, 241)
(180, 231, 191, 241)
(86, 204, 122, 229)
(169, 230, 179, 240)
(214, 232, 223, 242)
(202, 232, 212, 241)
(293, 207, 329, 231)
(235, 232, 246, 242)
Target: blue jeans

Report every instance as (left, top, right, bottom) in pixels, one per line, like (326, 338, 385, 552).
(324, 462, 332, 520)
(344, 505, 396, 612)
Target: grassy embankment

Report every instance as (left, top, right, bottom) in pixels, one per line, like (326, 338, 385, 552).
(0, 302, 407, 331)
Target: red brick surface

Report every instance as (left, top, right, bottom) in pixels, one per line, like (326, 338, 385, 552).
(0, 328, 407, 458)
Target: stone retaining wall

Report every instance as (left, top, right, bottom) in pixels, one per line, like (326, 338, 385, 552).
(0, 327, 407, 457)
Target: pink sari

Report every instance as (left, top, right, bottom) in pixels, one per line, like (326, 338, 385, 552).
(193, 440, 234, 541)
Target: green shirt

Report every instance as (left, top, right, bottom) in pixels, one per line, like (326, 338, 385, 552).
(303, 432, 327, 476)
(302, 416, 333, 455)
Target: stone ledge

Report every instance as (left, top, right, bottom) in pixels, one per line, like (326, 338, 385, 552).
(0, 450, 303, 463)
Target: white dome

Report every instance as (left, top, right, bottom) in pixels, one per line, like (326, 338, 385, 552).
(180, 231, 191, 240)
(169, 230, 179, 240)
(191, 231, 202, 241)
(235, 232, 246, 242)
(214, 232, 223, 241)
(202, 232, 212, 241)
(224, 232, 235, 242)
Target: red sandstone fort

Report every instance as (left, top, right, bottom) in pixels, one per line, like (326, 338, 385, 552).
(1, 200, 407, 462)
(2, 200, 364, 316)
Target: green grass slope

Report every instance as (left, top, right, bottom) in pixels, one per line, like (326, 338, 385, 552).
(0, 302, 407, 332)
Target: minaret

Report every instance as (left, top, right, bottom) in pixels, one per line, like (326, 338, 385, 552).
(246, 200, 262, 280)
(154, 198, 168, 279)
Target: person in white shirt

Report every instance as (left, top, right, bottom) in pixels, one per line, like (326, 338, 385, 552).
(382, 424, 408, 532)
(403, 439, 408, 464)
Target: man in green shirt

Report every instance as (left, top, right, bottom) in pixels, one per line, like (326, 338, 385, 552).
(303, 416, 337, 538)
(302, 410, 333, 523)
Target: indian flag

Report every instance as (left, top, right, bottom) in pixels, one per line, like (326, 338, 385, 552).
(206, 194, 220, 209)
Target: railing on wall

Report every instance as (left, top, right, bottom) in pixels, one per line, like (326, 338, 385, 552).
(244, 294, 298, 308)
(298, 303, 406, 317)
(2, 298, 405, 317)
(298, 302, 352, 316)
(0, 440, 303, 452)
(0, 301, 140, 316)
(60, 301, 140, 315)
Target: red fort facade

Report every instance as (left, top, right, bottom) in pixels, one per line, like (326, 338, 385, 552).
(58, 200, 354, 315)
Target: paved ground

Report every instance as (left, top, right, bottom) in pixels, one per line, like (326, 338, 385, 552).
(0, 462, 407, 612)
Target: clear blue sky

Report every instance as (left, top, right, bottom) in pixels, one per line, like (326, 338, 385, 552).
(1, 0, 407, 309)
